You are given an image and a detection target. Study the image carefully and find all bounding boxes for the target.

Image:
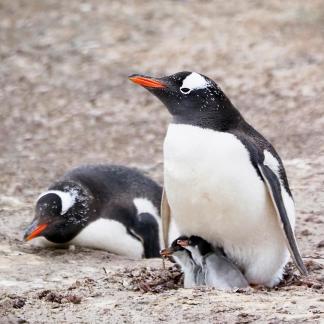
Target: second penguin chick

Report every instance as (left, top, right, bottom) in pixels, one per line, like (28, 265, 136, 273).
(179, 236, 249, 289)
(160, 236, 201, 288)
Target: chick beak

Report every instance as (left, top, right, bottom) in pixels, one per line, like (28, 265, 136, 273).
(128, 74, 167, 89)
(23, 220, 48, 241)
(160, 247, 173, 257)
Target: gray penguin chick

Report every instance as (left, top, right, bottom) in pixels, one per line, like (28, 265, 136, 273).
(179, 235, 249, 289)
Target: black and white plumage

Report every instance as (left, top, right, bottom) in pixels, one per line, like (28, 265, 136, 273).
(23, 165, 163, 258)
(180, 236, 249, 289)
(129, 71, 307, 286)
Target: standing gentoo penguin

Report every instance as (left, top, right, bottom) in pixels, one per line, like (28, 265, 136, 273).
(160, 236, 201, 288)
(23, 165, 163, 258)
(178, 236, 249, 289)
(129, 71, 307, 286)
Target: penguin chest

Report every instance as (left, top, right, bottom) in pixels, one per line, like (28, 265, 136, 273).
(164, 124, 278, 246)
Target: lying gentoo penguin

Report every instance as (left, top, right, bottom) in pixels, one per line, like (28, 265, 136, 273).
(179, 236, 249, 289)
(23, 165, 163, 258)
(129, 71, 307, 286)
(160, 236, 201, 288)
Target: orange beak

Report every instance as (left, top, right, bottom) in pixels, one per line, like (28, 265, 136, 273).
(128, 75, 166, 89)
(24, 223, 48, 241)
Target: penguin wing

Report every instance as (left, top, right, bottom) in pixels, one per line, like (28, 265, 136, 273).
(257, 163, 308, 275)
(161, 188, 171, 249)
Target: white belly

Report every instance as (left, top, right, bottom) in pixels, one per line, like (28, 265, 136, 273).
(164, 124, 289, 286)
(31, 219, 144, 259)
(70, 218, 143, 259)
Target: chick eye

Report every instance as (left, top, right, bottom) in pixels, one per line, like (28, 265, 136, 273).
(180, 87, 191, 94)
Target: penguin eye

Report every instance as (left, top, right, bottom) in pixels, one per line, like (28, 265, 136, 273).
(180, 87, 191, 95)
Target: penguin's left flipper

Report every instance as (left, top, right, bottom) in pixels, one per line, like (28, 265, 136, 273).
(258, 164, 308, 275)
(132, 212, 161, 258)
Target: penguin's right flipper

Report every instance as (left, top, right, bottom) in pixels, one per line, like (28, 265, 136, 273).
(258, 163, 308, 275)
(161, 188, 171, 248)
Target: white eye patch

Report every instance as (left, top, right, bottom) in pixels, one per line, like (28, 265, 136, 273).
(37, 190, 77, 215)
(180, 72, 209, 94)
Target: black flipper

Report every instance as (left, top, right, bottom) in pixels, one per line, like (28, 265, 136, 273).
(105, 206, 160, 259)
(258, 164, 308, 275)
(132, 212, 161, 258)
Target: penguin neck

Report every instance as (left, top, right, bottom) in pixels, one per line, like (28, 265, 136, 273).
(173, 251, 196, 271)
(44, 201, 94, 244)
(45, 222, 83, 243)
(172, 99, 243, 132)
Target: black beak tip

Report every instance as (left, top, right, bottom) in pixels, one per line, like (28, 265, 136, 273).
(22, 227, 31, 241)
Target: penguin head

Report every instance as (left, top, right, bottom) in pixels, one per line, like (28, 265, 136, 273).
(160, 235, 189, 257)
(23, 183, 93, 243)
(129, 71, 238, 128)
(180, 235, 213, 257)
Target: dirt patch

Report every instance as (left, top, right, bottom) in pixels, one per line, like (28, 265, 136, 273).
(275, 261, 323, 291)
(107, 264, 183, 293)
(0, 295, 26, 310)
(37, 290, 82, 304)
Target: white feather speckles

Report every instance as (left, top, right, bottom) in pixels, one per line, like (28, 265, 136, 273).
(37, 190, 78, 215)
(181, 72, 209, 94)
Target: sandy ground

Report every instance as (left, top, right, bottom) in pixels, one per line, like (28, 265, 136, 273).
(0, 0, 324, 323)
